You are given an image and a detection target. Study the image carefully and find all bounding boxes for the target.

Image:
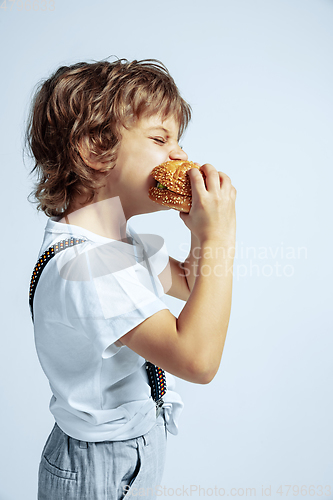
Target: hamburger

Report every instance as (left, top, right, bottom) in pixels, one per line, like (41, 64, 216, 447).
(148, 160, 202, 212)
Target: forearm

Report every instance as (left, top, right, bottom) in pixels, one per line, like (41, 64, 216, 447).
(176, 239, 235, 383)
(182, 232, 201, 292)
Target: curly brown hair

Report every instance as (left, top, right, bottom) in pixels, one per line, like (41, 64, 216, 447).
(25, 58, 192, 217)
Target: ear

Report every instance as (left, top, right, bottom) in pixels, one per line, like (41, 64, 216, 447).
(77, 137, 108, 171)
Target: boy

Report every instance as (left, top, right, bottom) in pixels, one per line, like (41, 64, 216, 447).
(26, 58, 237, 499)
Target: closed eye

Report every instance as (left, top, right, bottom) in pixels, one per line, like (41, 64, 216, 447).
(151, 137, 166, 145)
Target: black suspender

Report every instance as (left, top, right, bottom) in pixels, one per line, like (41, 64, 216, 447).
(29, 237, 167, 411)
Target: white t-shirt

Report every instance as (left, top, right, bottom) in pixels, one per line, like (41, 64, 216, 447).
(33, 216, 183, 442)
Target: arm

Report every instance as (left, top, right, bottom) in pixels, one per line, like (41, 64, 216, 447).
(159, 257, 190, 301)
(158, 232, 201, 301)
(182, 231, 201, 293)
(120, 238, 235, 384)
(120, 166, 237, 384)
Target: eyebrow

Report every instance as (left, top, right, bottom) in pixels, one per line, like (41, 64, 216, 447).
(146, 126, 170, 134)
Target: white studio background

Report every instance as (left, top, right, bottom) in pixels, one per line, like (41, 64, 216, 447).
(1, 0, 332, 499)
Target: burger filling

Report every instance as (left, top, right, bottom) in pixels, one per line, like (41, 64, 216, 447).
(155, 180, 186, 196)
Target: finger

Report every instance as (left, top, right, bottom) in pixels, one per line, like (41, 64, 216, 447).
(218, 171, 232, 191)
(199, 164, 220, 192)
(188, 167, 206, 203)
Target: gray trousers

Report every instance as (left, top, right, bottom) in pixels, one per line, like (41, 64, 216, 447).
(38, 414, 167, 500)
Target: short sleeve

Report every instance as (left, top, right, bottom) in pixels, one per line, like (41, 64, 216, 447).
(61, 238, 169, 359)
(138, 233, 170, 276)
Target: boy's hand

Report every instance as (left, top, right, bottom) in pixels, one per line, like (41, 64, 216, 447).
(179, 164, 237, 245)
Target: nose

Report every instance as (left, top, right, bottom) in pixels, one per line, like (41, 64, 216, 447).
(169, 144, 188, 162)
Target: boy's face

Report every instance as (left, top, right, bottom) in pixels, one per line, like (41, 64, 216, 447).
(106, 113, 189, 219)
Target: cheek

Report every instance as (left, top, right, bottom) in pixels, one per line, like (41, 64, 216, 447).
(116, 139, 167, 175)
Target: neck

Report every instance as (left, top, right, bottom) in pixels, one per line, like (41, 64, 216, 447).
(58, 197, 128, 241)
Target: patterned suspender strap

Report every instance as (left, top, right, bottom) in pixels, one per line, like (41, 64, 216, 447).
(29, 237, 87, 322)
(29, 237, 167, 415)
(145, 361, 167, 414)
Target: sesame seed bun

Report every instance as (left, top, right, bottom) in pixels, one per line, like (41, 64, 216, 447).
(148, 160, 201, 212)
